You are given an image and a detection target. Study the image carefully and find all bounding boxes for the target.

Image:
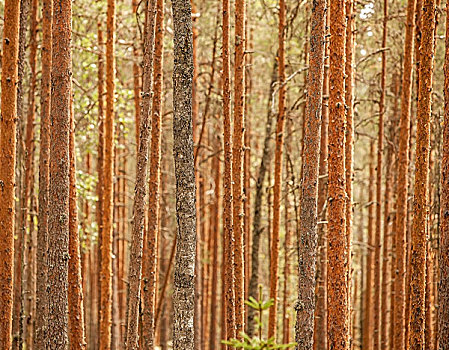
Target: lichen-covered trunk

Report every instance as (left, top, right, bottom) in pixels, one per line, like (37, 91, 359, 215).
(0, 0, 20, 347)
(46, 0, 72, 346)
(439, 2, 449, 346)
(68, 93, 87, 350)
(171, 0, 197, 347)
(327, 0, 348, 347)
(232, 0, 246, 337)
(35, 0, 52, 347)
(100, 0, 116, 346)
(408, 0, 435, 348)
(125, 0, 157, 347)
(392, 0, 416, 348)
(268, 0, 286, 339)
(294, 0, 326, 346)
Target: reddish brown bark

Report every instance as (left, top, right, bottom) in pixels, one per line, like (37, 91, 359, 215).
(393, 0, 417, 347)
(68, 94, 87, 350)
(132, 0, 141, 146)
(408, 0, 435, 347)
(0, 0, 20, 347)
(327, 0, 348, 347)
(100, 0, 116, 345)
(294, 0, 326, 346)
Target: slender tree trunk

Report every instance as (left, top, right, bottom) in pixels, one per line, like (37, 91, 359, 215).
(222, 0, 236, 340)
(125, 0, 157, 346)
(132, 0, 141, 147)
(35, 0, 52, 346)
(232, 0, 246, 337)
(425, 241, 434, 350)
(68, 93, 87, 350)
(393, 0, 417, 347)
(100, 0, 116, 345)
(327, 0, 348, 347)
(171, 0, 197, 346)
(294, 0, 326, 346)
(408, 0, 435, 347)
(439, 2, 449, 345)
(46, 0, 72, 345)
(362, 142, 376, 350)
(0, 0, 20, 347)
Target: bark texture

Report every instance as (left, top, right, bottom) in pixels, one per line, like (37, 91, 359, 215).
(0, 0, 20, 347)
(47, 0, 72, 346)
(327, 0, 348, 347)
(171, 0, 197, 347)
(294, 0, 326, 347)
(408, 0, 435, 348)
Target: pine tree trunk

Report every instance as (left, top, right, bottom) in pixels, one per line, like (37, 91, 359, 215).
(294, 0, 326, 346)
(171, 0, 197, 346)
(68, 93, 87, 350)
(0, 0, 20, 347)
(393, 0, 416, 347)
(327, 0, 348, 347)
(35, 0, 52, 346)
(408, 0, 435, 347)
(46, 0, 72, 345)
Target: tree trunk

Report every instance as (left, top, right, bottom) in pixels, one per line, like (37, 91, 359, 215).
(327, 0, 348, 347)
(46, 0, 72, 345)
(408, 0, 435, 347)
(393, 0, 416, 347)
(0, 0, 20, 347)
(294, 0, 326, 346)
(68, 92, 87, 350)
(125, 0, 157, 346)
(171, 0, 197, 346)
(35, 0, 52, 346)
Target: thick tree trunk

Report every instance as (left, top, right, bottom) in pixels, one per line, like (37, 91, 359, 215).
(393, 0, 416, 347)
(35, 0, 52, 347)
(439, 2, 449, 346)
(0, 0, 20, 347)
(408, 0, 435, 348)
(327, 0, 348, 347)
(125, 0, 157, 346)
(46, 0, 72, 345)
(171, 0, 197, 347)
(294, 0, 326, 346)
(100, 0, 116, 345)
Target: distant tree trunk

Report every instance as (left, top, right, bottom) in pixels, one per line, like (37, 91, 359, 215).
(362, 142, 376, 350)
(425, 241, 434, 350)
(344, 0, 354, 344)
(439, 2, 449, 345)
(313, 6, 329, 348)
(46, 0, 72, 345)
(68, 93, 87, 350)
(35, 0, 52, 346)
(294, 0, 326, 346)
(0, 0, 20, 347)
(125, 0, 157, 346)
(268, 0, 286, 339)
(171, 0, 197, 346)
(327, 0, 348, 348)
(232, 0, 246, 337)
(408, 0, 435, 348)
(393, 0, 416, 347)
(99, 0, 116, 345)
(246, 63, 276, 337)
(132, 0, 141, 147)
(95, 24, 105, 350)
(222, 0, 236, 340)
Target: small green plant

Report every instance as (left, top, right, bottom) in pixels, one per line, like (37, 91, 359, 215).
(222, 285, 296, 349)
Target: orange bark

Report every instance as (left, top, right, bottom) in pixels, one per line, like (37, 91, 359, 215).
(327, 0, 348, 347)
(100, 0, 116, 345)
(0, 0, 20, 347)
(408, 0, 435, 347)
